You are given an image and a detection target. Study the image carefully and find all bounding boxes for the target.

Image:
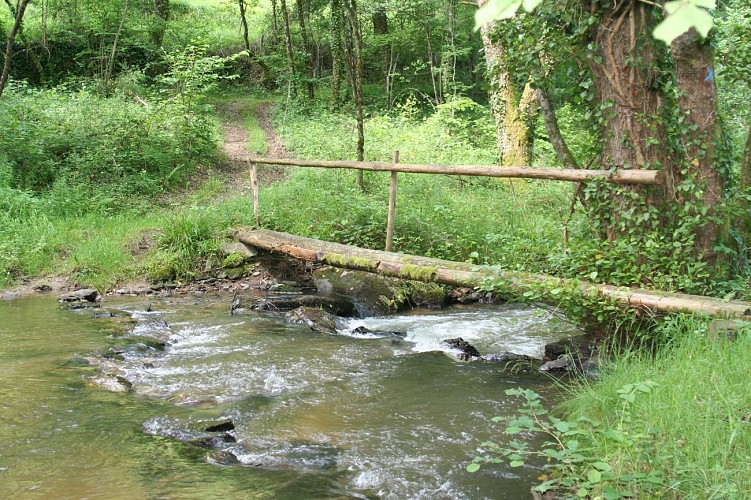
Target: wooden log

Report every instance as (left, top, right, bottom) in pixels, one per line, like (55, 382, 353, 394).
(232, 228, 751, 319)
(249, 160, 259, 227)
(249, 156, 664, 185)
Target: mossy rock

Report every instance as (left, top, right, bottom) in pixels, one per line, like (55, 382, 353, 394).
(313, 267, 447, 316)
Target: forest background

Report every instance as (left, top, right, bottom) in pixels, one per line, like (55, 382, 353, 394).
(1, 0, 751, 497)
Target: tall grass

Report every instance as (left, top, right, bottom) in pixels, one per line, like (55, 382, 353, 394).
(562, 315, 751, 498)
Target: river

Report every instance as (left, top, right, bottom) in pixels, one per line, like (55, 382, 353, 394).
(0, 293, 580, 499)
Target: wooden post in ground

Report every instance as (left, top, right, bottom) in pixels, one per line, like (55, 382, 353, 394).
(385, 150, 399, 252)
(249, 158, 260, 227)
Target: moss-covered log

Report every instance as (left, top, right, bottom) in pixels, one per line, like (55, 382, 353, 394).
(232, 228, 751, 318)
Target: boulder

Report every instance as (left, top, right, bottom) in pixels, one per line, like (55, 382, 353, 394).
(220, 241, 259, 259)
(285, 307, 339, 334)
(313, 267, 446, 317)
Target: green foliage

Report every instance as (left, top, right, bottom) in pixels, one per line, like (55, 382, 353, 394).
(469, 383, 666, 499)
(0, 84, 218, 197)
(145, 207, 224, 282)
(559, 316, 751, 498)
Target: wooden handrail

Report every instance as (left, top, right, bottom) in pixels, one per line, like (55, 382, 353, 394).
(249, 156, 664, 185)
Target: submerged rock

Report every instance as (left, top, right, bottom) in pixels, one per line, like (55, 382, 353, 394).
(441, 337, 481, 360)
(285, 307, 339, 334)
(243, 294, 355, 316)
(59, 288, 102, 309)
(204, 420, 235, 433)
(539, 353, 575, 372)
(480, 352, 534, 363)
(2, 291, 20, 300)
(350, 326, 405, 338)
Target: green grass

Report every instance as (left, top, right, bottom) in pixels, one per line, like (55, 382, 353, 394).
(561, 315, 751, 498)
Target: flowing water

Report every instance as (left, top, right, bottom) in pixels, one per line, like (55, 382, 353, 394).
(0, 294, 581, 499)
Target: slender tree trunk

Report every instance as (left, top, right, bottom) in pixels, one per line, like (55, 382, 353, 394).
(103, 0, 129, 90)
(280, 0, 296, 92)
(151, 0, 169, 47)
(671, 30, 725, 263)
(330, 0, 344, 108)
(295, 0, 314, 98)
(539, 87, 579, 170)
(270, 0, 279, 42)
(344, 0, 365, 189)
(0, 0, 31, 96)
(741, 124, 751, 244)
(372, 5, 388, 82)
(238, 0, 251, 51)
(425, 23, 441, 104)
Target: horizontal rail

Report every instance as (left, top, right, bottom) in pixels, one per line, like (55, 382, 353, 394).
(249, 156, 664, 185)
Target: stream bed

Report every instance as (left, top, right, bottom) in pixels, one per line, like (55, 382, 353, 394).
(0, 294, 581, 499)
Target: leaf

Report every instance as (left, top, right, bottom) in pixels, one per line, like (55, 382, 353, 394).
(592, 461, 612, 471)
(466, 463, 481, 473)
(653, 0, 715, 44)
(588, 470, 602, 483)
(475, 0, 522, 29)
(577, 487, 589, 498)
(509, 460, 525, 467)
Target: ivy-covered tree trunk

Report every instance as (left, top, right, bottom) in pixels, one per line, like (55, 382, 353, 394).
(583, 0, 672, 239)
(741, 123, 751, 242)
(670, 30, 725, 264)
(477, 3, 538, 166)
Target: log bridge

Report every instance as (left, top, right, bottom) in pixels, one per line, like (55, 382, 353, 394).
(243, 156, 751, 319)
(234, 228, 751, 319)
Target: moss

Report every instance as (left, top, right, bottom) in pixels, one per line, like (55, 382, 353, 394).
(222, 252, 246, 268)
(322, 252, 380, 271)
(400, 264, 438, 281)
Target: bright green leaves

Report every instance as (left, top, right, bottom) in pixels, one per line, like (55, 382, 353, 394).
(476, 0, 715, 45)
(653, 0, 716, 44)
(474, 0, 542, 29)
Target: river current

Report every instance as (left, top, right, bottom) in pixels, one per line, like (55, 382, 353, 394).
(0, 293, 580, 499)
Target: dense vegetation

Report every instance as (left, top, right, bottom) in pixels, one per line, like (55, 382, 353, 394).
(2, 0, 751, 497)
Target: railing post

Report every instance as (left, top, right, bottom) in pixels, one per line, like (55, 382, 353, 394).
(249, 157, 260, 227)
(385, 150, 399, 252)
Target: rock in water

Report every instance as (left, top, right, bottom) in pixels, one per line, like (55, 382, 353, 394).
(480, 352, 534, 363)
(441, 337, 481, 360)
(58, 288, 102, 309)
(204, 420, 235, 433)
(285, 307, 339, 334)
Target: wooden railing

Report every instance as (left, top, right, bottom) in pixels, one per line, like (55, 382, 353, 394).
(247, 154, 664, 251)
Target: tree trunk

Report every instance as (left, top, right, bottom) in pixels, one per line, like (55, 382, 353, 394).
(670, 30, 725, 263)
(742, 124, 751, 243)
(425, 22, 441, 104)
(372, 5, 389, 81)
(583, 0, 672, 239)
(539, 87, 579, 170)
(295, 0, 315, 98)
(0, 0, 31, 97)
(330, 0, 344, 108)
(280, 0, 296, 91)
(343, 0, 365, 189)
(270, 0, 279, 42)
(151, 0, 169, 47)
(477, 0, 538, 166)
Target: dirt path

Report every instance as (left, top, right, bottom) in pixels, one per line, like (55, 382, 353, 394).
(215, 99, 289, 194)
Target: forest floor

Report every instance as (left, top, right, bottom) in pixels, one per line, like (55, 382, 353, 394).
(1, 99, 291, 299)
